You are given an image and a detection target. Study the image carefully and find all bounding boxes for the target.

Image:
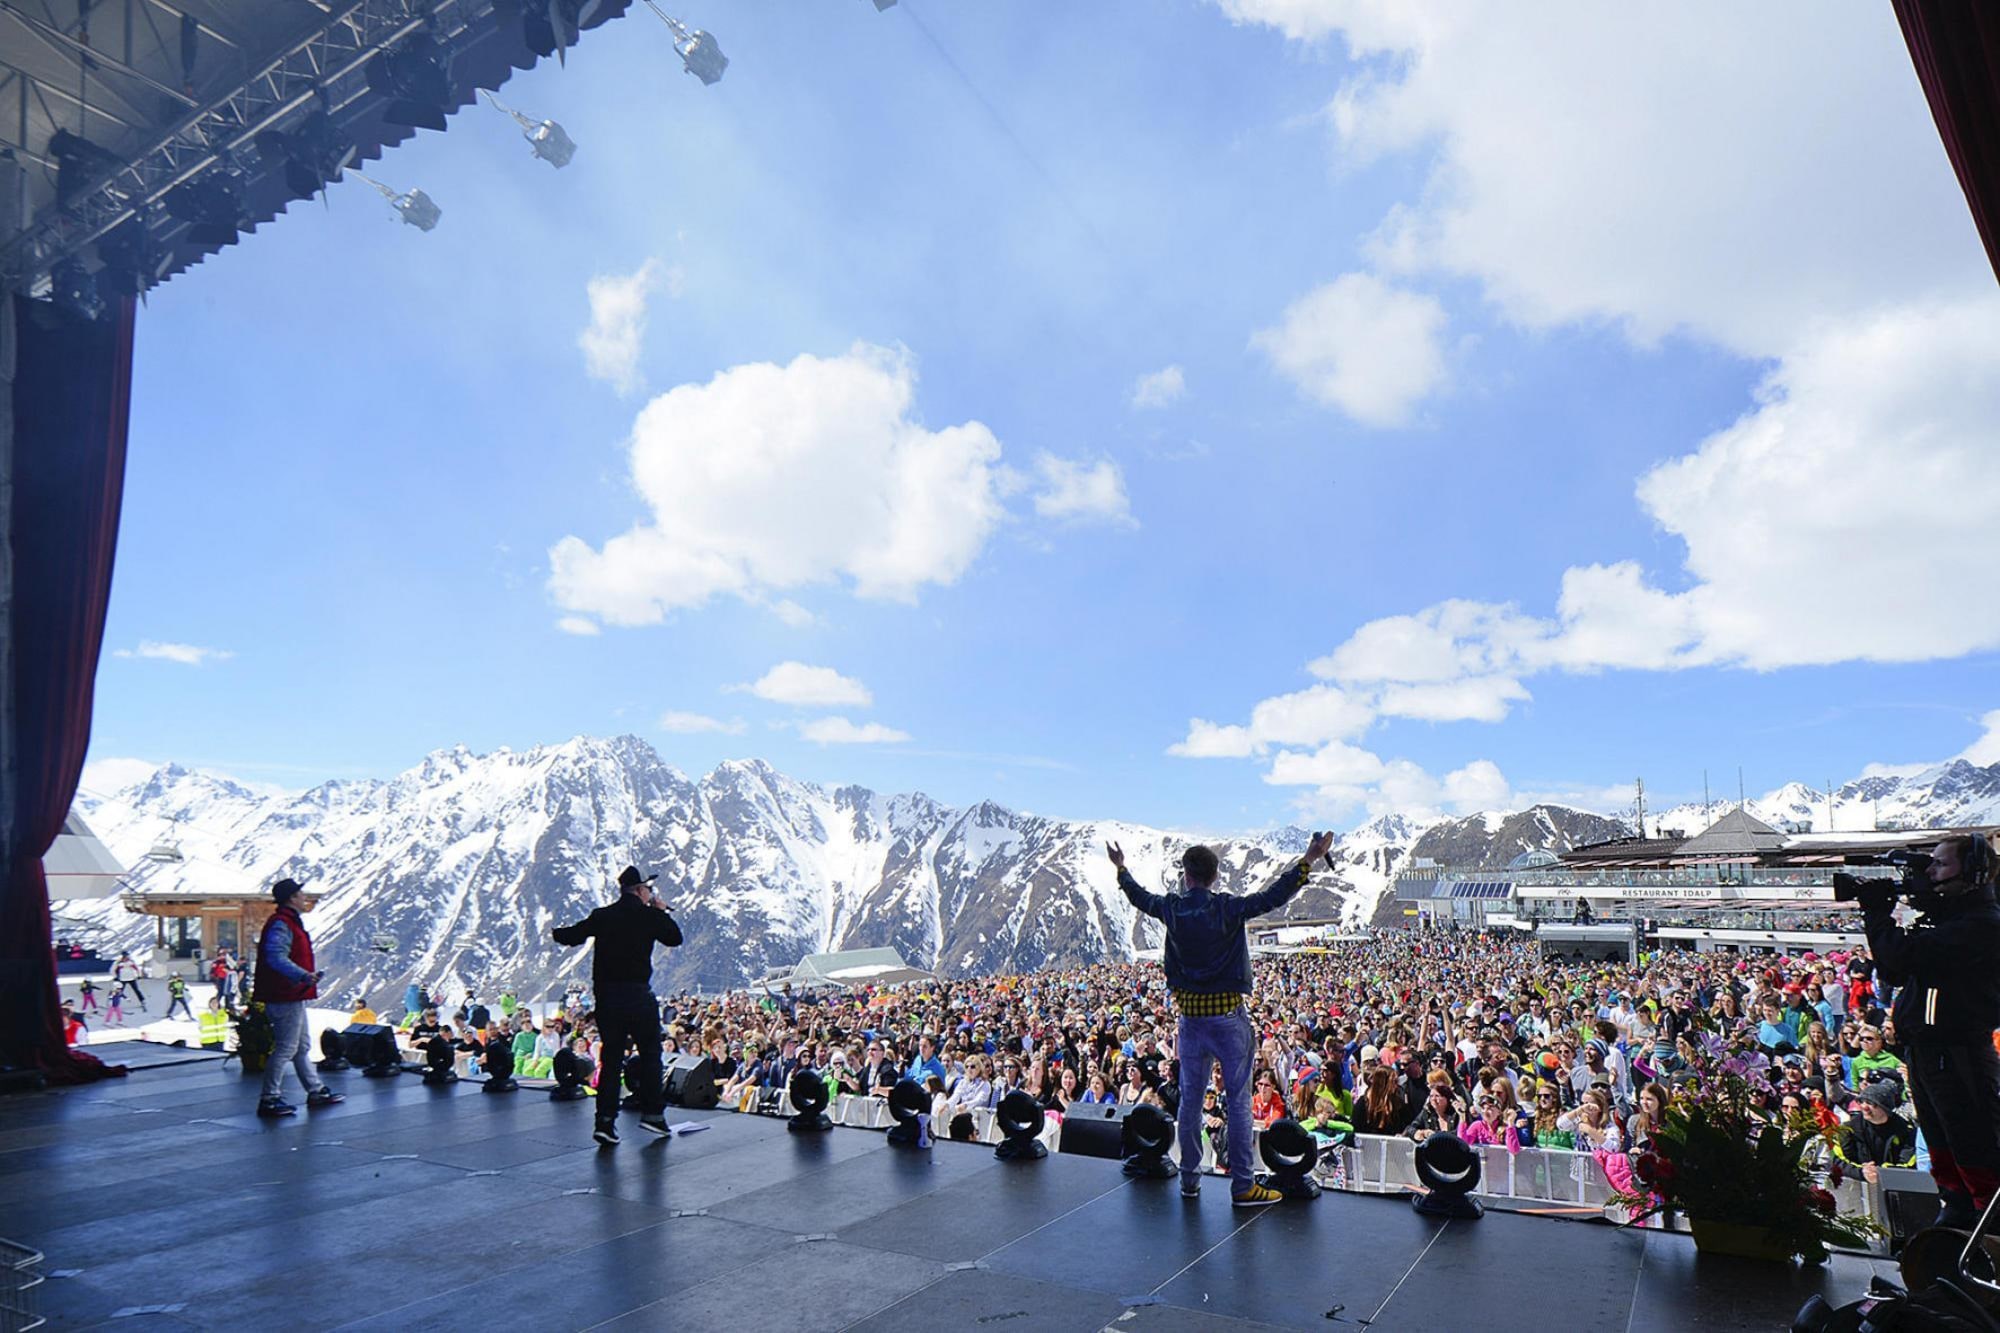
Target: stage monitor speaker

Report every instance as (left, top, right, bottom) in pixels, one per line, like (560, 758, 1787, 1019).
(340, 1023, 397, 1064)
(663, 1053, 719, 1110)
(1057, 1100, 1134, 1160)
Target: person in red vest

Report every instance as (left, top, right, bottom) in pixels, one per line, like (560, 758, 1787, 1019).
(254, 878, 345, 1118)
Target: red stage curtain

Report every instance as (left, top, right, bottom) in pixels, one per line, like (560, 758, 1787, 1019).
(1895, 0, 2000, 285)
(0, 294, 135, 1082)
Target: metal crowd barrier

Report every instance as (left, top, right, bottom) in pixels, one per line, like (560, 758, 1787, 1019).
(734, 1094, 1909, 1250)
(0, 1239, 45, 1333)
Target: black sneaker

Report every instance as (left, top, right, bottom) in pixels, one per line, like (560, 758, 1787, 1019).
(1180, 1180, 1201, 1199)
(593, 1123, 620, 1147)
(639, 1116, 669, 1136)
(256, 1099, 297, 1119)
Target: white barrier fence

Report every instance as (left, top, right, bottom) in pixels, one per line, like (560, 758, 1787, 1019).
(740, 1090, 1912, 1251)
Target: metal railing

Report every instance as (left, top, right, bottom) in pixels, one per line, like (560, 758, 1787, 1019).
(0, 1240, 45, 1333)
(744, 1093, 1911, 1250)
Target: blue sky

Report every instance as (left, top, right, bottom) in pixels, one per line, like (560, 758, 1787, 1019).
(86, 1, 2000, 830)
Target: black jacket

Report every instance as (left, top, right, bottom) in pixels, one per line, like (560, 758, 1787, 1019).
(1863, 887, 2000, 1044)
(552, 893, 683, 991)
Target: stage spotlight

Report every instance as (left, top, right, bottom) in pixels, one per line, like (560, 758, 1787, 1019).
(367, 34, 453, 132)
(479, 90, 575, 168)
(483, 1041, 518, 1093)
(885, 1078, 931, 1148)
(787, 1070, 832, 1133)
(316, 1028, 352, 1073)
(550, 1047, 593, 1101)
(257, 111, 356, 201)
(165, 168, 243, 247)
(993, 1090, 1047, 1163)
(422, 1039, 458, 1086)
(362, 1029, 401, 1078)
(47, 129, 127, 207)
(1121, 1102, 1175, 1179)
(645, 4, 727, 85)
(96, 217, 172, 299)
(1259, 1118, 1321, 1201)
(352, 173, 441, 231)
(1411, 1132, 1484, 1220)
(49, 260, 105, 323)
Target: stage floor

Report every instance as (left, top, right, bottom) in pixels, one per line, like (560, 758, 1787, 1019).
(0, 1055, 1903, 1331)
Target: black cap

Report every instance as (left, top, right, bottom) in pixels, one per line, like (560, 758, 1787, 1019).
(617, 865, 657, 891)
(271, 877, 305, 904)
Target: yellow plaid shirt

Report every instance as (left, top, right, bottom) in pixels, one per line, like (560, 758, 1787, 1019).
(1174, 990, 1247, 1018)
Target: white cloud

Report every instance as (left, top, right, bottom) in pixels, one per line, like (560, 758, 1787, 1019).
(549, 344, 1006, 626)
(1130, 365, 1186, 410)
(1225, 5, 1984, 357)
(736, 662, 873, 709)
(1962, 711, 2000, 768)
(1377, 676, 1529, 724)
(799, 717, 911, 745)
(578, 258, 665, 395)
(555, 616, 601, 637)
(1251, 272, 1446, 426)
(1167, 720, 1257, 759)
(1031, 454, 1136, 527)
(769, 599, 819, 629)
(1265, 740, 1513, 823)
(80, 756, 160, 795)
(112, 641, 233, 666)
(659, 711, 745, 735)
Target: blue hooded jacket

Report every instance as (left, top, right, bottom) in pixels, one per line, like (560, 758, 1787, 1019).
(1117, 858, 1312, 996)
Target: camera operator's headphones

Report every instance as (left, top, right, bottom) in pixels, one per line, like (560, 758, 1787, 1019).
(1963, 831, 1996, 887)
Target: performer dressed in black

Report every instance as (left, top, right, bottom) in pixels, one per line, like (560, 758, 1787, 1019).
(552, 865, 683, 1147)
(1857, 834, 2000, 1229)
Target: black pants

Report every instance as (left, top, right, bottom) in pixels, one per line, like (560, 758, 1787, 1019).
(594, 988, 662, 1126)
(166, 996, 193, 1020)
(123, 980, 146, 1007)
(1907, 1042, 2000, 1205)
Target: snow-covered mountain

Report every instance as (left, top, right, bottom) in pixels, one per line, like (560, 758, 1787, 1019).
(70, 737, 2000, 1006)
(1650, 759, 2000, 839)
(67, 737, 1404, 1004)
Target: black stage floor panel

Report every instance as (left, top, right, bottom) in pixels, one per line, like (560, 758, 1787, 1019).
(0, 1061, 1904, 1331)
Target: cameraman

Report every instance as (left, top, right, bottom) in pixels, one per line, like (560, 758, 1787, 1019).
(1850, 834, 2000, 1229)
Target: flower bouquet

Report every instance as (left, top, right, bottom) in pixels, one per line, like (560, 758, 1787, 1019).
(1614, 1033, 1879, 1263)
(233, 1001, 274, 1073)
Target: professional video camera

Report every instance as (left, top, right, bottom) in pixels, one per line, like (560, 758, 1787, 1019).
(1831, 849, 1934, 907)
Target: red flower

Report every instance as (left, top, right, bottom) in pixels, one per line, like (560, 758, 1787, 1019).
(1826, 1160, 1845, 1189)
(1807, 1187, 1836, 1216)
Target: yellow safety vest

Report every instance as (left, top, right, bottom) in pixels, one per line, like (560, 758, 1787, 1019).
(199, 1010, 230, 1046)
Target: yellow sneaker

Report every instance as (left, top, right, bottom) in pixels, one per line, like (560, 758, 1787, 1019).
(1231, 1183, 1283, 1207)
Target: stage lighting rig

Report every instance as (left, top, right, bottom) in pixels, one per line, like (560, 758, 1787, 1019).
(643, 3, 727, 85)
(316, 1028, 353, 1073)
(1258, 1118, 1321, 1202)
(787, 1070, 832, 1133)
(47, 130, 129, 209)
(993, 1091, 1048, 1163)
(550, 1047, 593, 1101)
(95, 216, 173, 301)
(351, 173, 442, 231)
(479, 90, 576, 168)
(1412, 1132, 1484, 1220)
(870, 0, 897, 9)
(367, 33, 454, 133)
(257, 111, 358, 202)
(422, 1040, 458, 1086)
(1121, 1103, 1176, 1179)
(165, 168, 246, 248)
(885, 1078, 931, 1147)
(48, 260, 105, 323)
(483, 1042, 519, 1093)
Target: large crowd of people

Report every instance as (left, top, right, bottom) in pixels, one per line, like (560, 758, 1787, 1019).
(392, 929, 1922, 1192)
